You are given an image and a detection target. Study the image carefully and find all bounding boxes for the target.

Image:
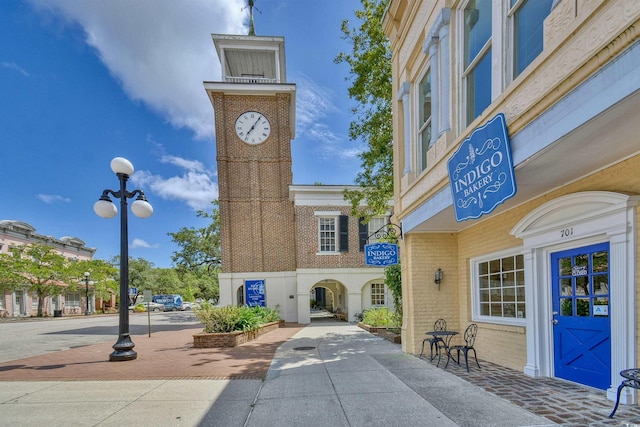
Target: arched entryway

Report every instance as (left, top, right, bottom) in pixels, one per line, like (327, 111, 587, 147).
(309, 279, 347, 322)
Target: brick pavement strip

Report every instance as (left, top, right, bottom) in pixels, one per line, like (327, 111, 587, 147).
(424, 355, 640, 427)
(0, 323, 304, 381)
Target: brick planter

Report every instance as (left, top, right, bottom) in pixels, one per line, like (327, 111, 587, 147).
(357, 322, 384, 334)
(193, 320, 283, 348)
(377, 328, 402, 344)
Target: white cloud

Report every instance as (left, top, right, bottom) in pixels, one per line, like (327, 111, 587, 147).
(2, 62, 30, 77)
(37, 194, 71, 204)
(295, 74, 338, 129)
(294, 73, 361, 160)
(131, 238, 158, 249)
(160, 155, 207, 173)
(27, 0, 247, 140)
(25, 0, 360, 168)
(131, 154, 218, 210)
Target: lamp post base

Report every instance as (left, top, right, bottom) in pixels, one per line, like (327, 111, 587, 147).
(109, 335, 137, 361)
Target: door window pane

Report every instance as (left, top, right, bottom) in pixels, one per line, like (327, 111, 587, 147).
(559, 256, 571, 276)
(594, 275, 609, 295)
(592, 251, 608, 272)
(576, 298, 590, 317)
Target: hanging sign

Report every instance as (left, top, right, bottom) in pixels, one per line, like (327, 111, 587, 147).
(365, 242, 399, 266)
(245, 279, 266, 307)
(447, 113, 517, 221)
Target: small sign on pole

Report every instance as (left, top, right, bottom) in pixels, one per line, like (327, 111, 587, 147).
(143, 290, 152, 336)
(245, 280, 266, 307)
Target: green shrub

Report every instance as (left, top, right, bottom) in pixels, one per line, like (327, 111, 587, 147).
(362, 307, 395, 327)
(194, 305, 281, 333)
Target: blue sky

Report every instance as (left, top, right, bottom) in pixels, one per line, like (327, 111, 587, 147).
(0, 0, 364, 268)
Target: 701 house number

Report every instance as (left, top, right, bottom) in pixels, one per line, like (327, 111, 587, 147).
(561, 227, 574, 238)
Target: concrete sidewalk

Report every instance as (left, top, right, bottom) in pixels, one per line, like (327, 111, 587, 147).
(0, 321, 557, 427)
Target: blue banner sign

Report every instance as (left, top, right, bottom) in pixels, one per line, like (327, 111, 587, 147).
(447, 113, 516, 221)
(129, 287, 137, 296)
(365, 242, 399, 266)
(245, 279, 266, 307)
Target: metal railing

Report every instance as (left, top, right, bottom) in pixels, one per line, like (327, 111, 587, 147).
(224, 76, 277, 84)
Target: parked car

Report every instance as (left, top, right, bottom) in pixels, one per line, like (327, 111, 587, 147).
(128, 301, 165, 312)
(182, 301, 200, 311)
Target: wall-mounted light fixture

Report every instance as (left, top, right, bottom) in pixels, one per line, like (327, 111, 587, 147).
(434, 268, 443, 290)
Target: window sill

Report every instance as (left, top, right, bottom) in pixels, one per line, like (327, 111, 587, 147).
(472, 315, 526, 328)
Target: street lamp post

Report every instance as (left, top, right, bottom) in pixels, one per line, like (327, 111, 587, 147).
(94, 157, 153, 362)
(83, 272, 94, 316)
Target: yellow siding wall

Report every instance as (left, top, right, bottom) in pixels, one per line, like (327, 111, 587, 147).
(405, 154, 640, 370)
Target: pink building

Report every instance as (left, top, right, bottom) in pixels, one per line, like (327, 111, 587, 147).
(0, 220, 96, 317)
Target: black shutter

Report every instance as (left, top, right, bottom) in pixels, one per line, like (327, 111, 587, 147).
(359, 217, 368, 252)
(339, 215, 349, 252)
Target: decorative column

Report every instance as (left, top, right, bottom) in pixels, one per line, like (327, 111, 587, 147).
(398, 82, 412, 176)
(437, 9, 451, 134)
(427, 40, 439, 147)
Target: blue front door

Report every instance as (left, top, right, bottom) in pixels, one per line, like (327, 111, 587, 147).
(551, 243, 611, 389)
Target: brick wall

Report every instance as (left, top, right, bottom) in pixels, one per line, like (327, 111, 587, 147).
(212, 93, 296, 273)
(295, 205, 371, 269)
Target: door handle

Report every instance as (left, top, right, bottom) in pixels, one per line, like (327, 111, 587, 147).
(552, 319, 559, 325)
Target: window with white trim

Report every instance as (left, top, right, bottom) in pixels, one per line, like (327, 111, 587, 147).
(318, 217, 337, 252)
(368, 216, 387, 244)
(509, 0, 553, 79)
(65, 292, 81, 308)
(31, 294, 38, 309)
(463, 0, 492, 126)
(473, 252, 525, 324)
(371, 283, 386, 306)
(417, 69, 432, 172)
(317, 213, 349, 253)
(0, 294, 5, 310)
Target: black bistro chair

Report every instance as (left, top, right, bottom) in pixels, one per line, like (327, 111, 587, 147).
(420, 318, 447, 361)
(446, 323, 480, 372)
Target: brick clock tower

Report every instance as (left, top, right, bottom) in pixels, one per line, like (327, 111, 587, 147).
(204, 30, 298, 317)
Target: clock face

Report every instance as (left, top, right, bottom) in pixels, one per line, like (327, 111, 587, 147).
(235, 111, 271, 144)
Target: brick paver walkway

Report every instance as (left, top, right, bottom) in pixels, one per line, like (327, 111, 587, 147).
(420, 354, 640, 427)
(2, 319, 640, 427)
(0, 323, 304, 381)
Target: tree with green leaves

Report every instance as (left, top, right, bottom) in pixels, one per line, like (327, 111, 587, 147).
(125, 257, 157, 297)
(168, 202, 221, 270)
(70, 258, 119, 306)
(0, 244, 76, 317)
(168, 202, 221, 302)
(335, 0, 393, 220)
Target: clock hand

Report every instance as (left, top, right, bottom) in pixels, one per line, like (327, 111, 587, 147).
(246, 115, 262, 135)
